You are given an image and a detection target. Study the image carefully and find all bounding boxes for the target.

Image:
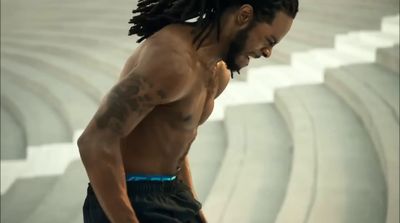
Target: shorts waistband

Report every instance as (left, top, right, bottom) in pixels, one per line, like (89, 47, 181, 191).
(87, 179, 189, 195)
(125, 174, 177, 182)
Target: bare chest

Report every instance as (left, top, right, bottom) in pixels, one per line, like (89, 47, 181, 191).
(157, 70, 223, 129)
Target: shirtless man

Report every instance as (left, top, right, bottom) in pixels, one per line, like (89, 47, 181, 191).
(78, 0, 298, 222)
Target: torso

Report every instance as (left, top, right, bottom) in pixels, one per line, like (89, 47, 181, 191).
(119, 25, 230, 175)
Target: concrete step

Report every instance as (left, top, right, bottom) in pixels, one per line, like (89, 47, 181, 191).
(291, 49, 366, 81)
(1, 68, 74, 136)
(338, 63, 399, 120)
(7, 8, 127, 23)
(0, 176, 59, 223)
(205, 104, 292, 223)
(382, 15, 400, 35)
(325, 67, 399, 223)
(270, 38, 318, 64)
(2, 39, 125, 79)
(286, 19, 353, 46)
(3, 19, 128, 38)
(71, 213, 84, 223)
(274, 84, 387, 223)
(41, 1, 132, 11)
(303, 0, 396, 5)
(298, 6, 396, 30)
(5, 29, 138, 54)
(247, 64, 331, 95)
(273, 85, 319, 223)
(335, 32, 399, 61)
(188, 121, 227, 203)
(376, 45, 400, 74)
(215, 63, 332, 122)
(1, 141, 81, 195)
(0, 120, 226, 221)
(211, 81, 274, 120)
(1, 61, 98, 131)
(1, 104, 27, 160)
(300, 0, 396, 11)
(2, 11, 126, 30)
(1, 45, 115, 100)
(21, 160, 88, 223)
(1, 73, 72, 146)
(358, 31, 399, 45)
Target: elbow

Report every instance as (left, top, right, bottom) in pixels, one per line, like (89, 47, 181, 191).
(77, 132, 119, 165)
(77, 133, 96, 164)
(77, 133, 89, 153)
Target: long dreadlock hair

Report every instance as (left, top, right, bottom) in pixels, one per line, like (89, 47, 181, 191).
(128, 0, 298, 49)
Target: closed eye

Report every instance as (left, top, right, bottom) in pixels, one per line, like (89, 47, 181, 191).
(266, 38, 275, 47)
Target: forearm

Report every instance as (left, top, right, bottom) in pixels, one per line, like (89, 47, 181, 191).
(79, 141, 139, 223)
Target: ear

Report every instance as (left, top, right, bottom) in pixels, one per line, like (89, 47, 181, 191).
(236, 4, 254, 27)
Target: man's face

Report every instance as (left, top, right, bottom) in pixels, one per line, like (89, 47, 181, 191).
(224, 11, 294, 73)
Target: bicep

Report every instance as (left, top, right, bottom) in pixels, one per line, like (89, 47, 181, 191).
(88, 74, 167, 138)
(82, 47, 192, 140)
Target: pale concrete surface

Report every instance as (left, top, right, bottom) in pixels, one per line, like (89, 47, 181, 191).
(277, 84, 386, 223)
(341, 63, 399, 120)
(1, 59, 98, 131)
(1, 142, 81, 194)
(210, 104, 292, 223)
(0, 176, 59, 223)
(188, 121, 227, 203)
(1, 71, 72, 146)
(325, 64, 399, 223)
(273, 86, 319, 223)
(377, 45, 400, 74)
(1, 0, 399, 222)
(21, 160, 88, 223)
(1, 105, 26, 160)
(1, 44, 117, 100)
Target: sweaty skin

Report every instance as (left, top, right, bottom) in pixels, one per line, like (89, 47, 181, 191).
(78, 5, 293, 223)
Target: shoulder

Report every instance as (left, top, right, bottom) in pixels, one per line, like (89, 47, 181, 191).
(126, 35, 195, 103)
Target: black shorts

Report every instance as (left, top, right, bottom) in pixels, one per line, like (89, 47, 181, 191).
(83, 180, 203, 223)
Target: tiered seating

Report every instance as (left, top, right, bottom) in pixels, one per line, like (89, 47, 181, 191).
(1, 41, 118, 99)
(1, 0, 399, 222)
(1, 99, 27, 160)
(252, 0, 399, 66)
(1, 69, 72, 146)
(204, 104, 292, 222)
(20, 161, 88, 223)
(1, 58, 99, 132)
(188, 121, 228, 203)
(0, 176, 59, 223)
(1, 120, 226, 223)
(274, 84, 387, 223)
(377, 45, 400, 73)
(325, 58, 399, 223)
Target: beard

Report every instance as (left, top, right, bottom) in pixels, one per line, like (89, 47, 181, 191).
(223, 20, 256, 76)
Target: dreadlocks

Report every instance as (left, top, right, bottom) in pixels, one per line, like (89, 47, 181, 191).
(128, 0, 298, 49)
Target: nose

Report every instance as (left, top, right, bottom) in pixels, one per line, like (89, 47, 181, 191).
(261, 48, 272, 58)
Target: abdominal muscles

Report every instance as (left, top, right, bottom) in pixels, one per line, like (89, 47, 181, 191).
(120, 84, 216, 175)
(120, 110, 199, 175)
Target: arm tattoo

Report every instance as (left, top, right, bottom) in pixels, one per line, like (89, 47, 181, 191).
(94, 75, 166, 134)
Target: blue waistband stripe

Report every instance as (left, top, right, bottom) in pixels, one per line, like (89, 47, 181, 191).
(126, 174, 177, 182)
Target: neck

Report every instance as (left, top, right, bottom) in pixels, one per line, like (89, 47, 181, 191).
(193, 10, 237, 69)
(194, 29, 228, 69)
